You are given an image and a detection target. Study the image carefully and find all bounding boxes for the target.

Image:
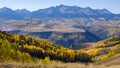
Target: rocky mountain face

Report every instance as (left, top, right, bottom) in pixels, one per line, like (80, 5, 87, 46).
(0, 7, 23, 20)
(31, 5, 116, 19)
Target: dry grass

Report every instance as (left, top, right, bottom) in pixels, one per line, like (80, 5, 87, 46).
(95, 53, 120, 66)
(0, 62, 120, 68)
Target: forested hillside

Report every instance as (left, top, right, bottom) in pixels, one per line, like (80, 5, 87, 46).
(92, 36, 120, 61)
(0, 31, 120, 63)
(0, 31, 92, 62)
(83, 36, 120, 62)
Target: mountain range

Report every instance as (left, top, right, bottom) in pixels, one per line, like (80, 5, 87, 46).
(0, 5, 120, 48)
(0, 4, 120, 20)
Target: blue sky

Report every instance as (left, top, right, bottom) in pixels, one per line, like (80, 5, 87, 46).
(0, 0, 120, 14)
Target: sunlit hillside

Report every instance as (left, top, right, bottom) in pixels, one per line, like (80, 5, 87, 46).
(0, 31, 120, 64)
(0, 31, 92, 63)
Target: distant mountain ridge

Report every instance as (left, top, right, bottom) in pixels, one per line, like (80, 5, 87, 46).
(0, 5, 119, 20)
(0, 7, 23, 20)
(31, 5, 114, 19)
